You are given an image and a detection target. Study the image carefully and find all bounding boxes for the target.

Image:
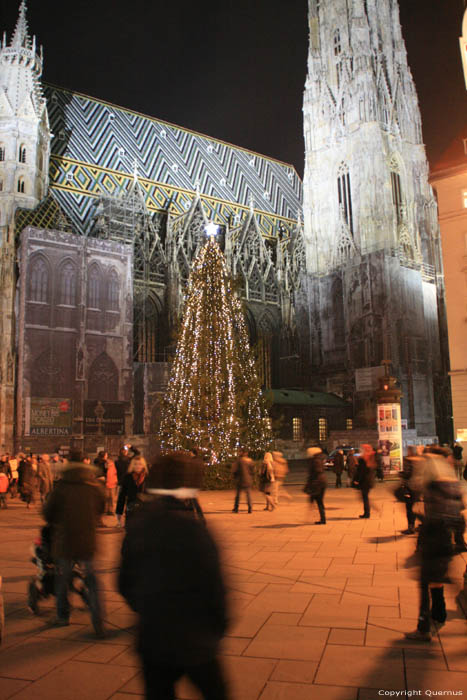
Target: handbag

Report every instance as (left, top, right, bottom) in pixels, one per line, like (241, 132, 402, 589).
(394, 483, 411, 502)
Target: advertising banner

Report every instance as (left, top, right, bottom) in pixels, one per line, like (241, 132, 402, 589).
(26, 398, 73, 437)
(84, 400, 125, 435)
(377, 402, 403, 470)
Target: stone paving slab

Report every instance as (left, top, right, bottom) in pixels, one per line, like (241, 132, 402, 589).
(0, 483, 466, 699)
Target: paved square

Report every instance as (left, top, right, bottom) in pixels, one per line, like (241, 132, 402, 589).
(0, 480, 466, 699)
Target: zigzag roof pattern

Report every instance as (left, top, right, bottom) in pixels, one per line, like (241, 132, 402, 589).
(45, 85, 302, 236)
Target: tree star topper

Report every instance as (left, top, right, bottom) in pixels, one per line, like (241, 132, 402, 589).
(205, 222, 219, 238)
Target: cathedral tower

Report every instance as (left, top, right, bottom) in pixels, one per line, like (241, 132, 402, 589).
(0, 1, 50, 449)
(303, 0, 448, 438)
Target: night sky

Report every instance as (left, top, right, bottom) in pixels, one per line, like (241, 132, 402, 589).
(1, 0, 466, 176)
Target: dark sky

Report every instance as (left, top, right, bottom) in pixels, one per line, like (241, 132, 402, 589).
(2, 0, 466, 176)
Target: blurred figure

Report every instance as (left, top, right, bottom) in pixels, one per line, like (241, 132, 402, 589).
(43, 450, 105, 635)
(0, 471, 9, 508)
(353, 444, 376, 519)
(375, 447, 385, 481)
(231, 449, 254, 513)
(0, 455, 12, 481)
(452, 441, 463, 479)
(406, 446, 465, 641)
(119, 452, 229, 699)
(260, 451, 275, 511)
(305, 447, 327, 524)
(346, 449, 357, 487)
(17, 455, 36, 508)
(272, 450, 291, 504)
(94, 450, 108, 480)
(51, 453, 64, 482)
(187, 449, 205, 520)
(115, 444, 140, 488)
(332, 449, 344, 488)
(116, 455, 148, 527)
(37, 454, 53, 503)
(398, 445, 425, 534)
(105, 457, 118, 515)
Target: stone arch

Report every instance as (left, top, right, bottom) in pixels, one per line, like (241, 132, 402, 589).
(88, 352, 118, 401)
(30, 348, 65, 397)
(133, 292, 164, 362)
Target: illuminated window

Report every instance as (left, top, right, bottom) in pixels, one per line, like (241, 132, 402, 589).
(293, 417, 302, 441)
(346, 418, 353, 430)
(318, 417, 328, 442)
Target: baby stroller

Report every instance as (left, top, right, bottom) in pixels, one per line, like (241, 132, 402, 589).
(27, 525, 89, 614)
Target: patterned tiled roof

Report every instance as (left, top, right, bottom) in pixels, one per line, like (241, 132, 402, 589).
(45, 85, 302, 237)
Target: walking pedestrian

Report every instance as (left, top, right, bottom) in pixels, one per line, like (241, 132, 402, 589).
(398, 446, 425, 534)
(333, 449, 344, 488)
(105, 457, 118, 515)
(119, 451, 229, 699)
(115, 444, 140, 487)
(304, 447, 327, 524)
(17, 455, 36, 508)
(231, 449, 254, 513)
(260, 452, 275, 511)
(43, 450, 106, 636)
(272, 450, 291, 504)
(353, 444, 376, 519)
(346, 449, 357, 487)
(37, 454, 53, 503)
(0, 472, 9, 508)
(405, 447, 465, 641)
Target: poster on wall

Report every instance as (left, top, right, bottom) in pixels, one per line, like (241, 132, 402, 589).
(83, 401, 125, 435)
(377, 402, 403, 471)
(25, 398, 73, 437)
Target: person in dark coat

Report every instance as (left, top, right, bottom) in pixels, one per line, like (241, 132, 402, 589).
(231, 449, 254, 513)
(116, 455, 147, 527)
(119, 451, 229, 699)
(305, 447, 327, 524)
(399, 446, 425, 534)
(346, 449, 357, 487)
(353, 444, 376, 519)
(115, 444, 140, 486)
(43, 451, 106, 635)
(405, 447, 465, 641)
(333, 450, 344, 488)
(17, 455, 36, 508)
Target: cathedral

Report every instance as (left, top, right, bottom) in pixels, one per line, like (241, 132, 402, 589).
(0, 1, 448, 455)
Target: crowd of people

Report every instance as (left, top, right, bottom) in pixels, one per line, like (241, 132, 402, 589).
(1, 439, 466, 696)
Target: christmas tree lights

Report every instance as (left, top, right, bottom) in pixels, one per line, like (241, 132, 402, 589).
(159, 233, 271, 462)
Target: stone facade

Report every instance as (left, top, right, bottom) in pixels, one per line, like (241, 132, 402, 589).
(302, 0, 449, 440)
(16, 227, 133, 454)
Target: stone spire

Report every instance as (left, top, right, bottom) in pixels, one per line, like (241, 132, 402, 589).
(10, 0, 31, 50)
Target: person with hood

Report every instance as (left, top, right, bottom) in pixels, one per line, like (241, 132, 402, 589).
(119, 451, 229, 699)
(304, 447, 327, 524)
(116, 454, 148, 527)
(353, 444, 376, 519)
(43, 450, 105, 635)
(405, 446, 466, 641)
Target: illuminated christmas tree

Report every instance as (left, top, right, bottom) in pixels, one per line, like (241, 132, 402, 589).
(159, 228, 271, 462)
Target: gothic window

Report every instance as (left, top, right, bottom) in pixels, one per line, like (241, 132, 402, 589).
(0, 145, 5, 161)
(333, 29, 341, 56)
(59, 261, 77, 306)
(29, 257, 49, 303)
(38, 151, 43, 171)
(0, 180, 3, 192)
(88, 352, 118, 401)
(337, 163, 353, 235)
(134, 295, 161, 363)
(389, 159, 404, 224)
(107, 269, 120, 311)
(17, 178, 25, 193)
(87, 264, 101, 309)
(18, 145, 26, 163)
(332, 278, 345, 346)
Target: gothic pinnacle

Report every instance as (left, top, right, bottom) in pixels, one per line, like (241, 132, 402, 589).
(11, 0, 30, 50)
